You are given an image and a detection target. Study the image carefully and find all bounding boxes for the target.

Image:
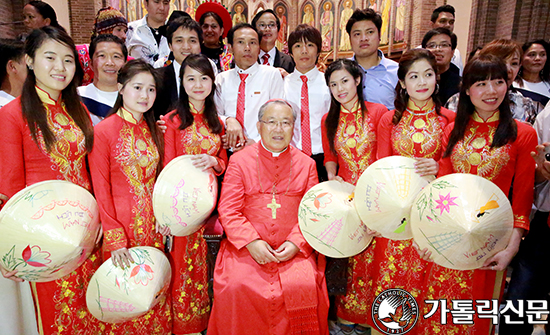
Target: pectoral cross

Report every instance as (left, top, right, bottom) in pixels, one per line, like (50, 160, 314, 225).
(267, 194, 281, 219)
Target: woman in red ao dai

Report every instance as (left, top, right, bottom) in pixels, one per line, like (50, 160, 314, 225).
(367, 49, 455, 333)
(162, 53, 227, 335)
(89, 59, 172, 334)
(415, 54, 537, 335)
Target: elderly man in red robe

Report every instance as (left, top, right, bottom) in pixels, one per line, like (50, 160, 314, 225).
(208, 99, 329, 335)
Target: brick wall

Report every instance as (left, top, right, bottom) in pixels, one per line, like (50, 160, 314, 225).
(68, 0, 96, 44)
(0, 0, 25, 39)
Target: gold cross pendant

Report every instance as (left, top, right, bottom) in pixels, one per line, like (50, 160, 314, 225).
(267, 194, 281, 219)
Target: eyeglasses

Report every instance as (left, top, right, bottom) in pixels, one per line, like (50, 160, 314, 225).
(257, 23, 277, 30)
(426, 42, 452, 50)
(260, 120, 293, 129)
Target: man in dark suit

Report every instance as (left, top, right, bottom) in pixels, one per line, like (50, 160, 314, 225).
(153, 17, 204, 119)
(251, 9, 295, 76)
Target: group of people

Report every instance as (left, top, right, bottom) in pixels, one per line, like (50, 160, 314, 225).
(1, 1, 550, 335)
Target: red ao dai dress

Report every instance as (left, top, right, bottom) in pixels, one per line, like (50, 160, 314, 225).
(89, 108, 171, 334)
(163, 105, 227, 334)
(369, 100, 455, 330)
(320, 100, 388, 324)
(415, 111, 536, 335)
(0, 87, 104, 335)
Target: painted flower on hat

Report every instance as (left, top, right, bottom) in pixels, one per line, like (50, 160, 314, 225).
(130, 263, 155, 286)
(435, 192, 458, 215)
(314, 192, 333, 209)
(22, 245, 52, 267)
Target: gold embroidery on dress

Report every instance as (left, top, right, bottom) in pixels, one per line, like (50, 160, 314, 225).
(104, 228, 127, 250)
(391, 110, 442, 158)
(115, 121, 160, 247)
(451, 123, 511, 181)
(335, 103, 375, 183)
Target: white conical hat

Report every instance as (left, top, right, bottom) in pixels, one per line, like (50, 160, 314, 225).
(410, 173, 514, 270)
(0, 180, 101, 282)
(355, 156, 435, 240)
(298, 180, 372, 258)
(153, 155, 218, 236)
(86, 246, 171, 323)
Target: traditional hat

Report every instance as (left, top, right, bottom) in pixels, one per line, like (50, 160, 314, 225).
(86, 246, 171, 323)
(355, 156, 435, 240)
(93, 6, 128, 35)
(0, 181, 101, 282)
(298, 181, 372, 258)
(410, 173, 514, 270)
(152, 155, 218, 236)
(195, 0, 232, 38)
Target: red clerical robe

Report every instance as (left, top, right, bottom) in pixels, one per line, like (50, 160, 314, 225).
(320, 101, 387, 324)
(415, 111, 536, 335)
(163, 107, 227, 334)
(0, 87, 104, 335)
(355, 101, 455, 330)
(89, 108, 171, 334)
(208, 142, 329, 335)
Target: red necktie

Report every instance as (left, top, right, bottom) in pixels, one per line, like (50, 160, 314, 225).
(300, 75, 312, 156)
(236, 73, 248, 126)
(262, 54, 270, 65)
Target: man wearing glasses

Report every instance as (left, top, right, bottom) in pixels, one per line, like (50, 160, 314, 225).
(252, 9, 295, 76)
(422, 27, 461, 105)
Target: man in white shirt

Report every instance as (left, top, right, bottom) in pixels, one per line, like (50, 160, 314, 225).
(126, 0, 170, 66)
(251, 9, 295, 76)
(429, 5, 463, 75)
(215, 23, 284, 150)
(78, 35, 127, 125)
(0, 39, 26, 108)
(347, 8, 399, 110)
(284, 24, 330, 181)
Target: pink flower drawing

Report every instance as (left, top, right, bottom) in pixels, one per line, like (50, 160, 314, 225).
(314, 192, 333, 210)
(22, 245, 52, 267)
(129, 264, 154, 286)
(434, 192, 459, 215)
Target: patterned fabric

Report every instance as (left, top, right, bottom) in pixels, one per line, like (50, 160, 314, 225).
(0, 87, 104, 335)
(361, 101, 456, 329)
(236, 73, 248, 127)
(300, 75, 312, 156)
(220, 44, 233, 72)
(444, 90, 543, 124)
(416, 110, 538, 334)
(262, 54, 270, 65)
(163, 106, 227, 333)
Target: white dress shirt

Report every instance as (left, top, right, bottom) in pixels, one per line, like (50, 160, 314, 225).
(259, 47, 277, 66)
(284, 67, 331, 155)
(126, 16, 170, 67)
(215, 62, 284, 142)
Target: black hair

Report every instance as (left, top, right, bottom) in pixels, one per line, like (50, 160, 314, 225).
(0, 39, 25, 85)
(89, 34, 128, 61)
(345, 8, 382, 35)
(517, 39, 550, 85)
(288, 24, 322, 57)
(199, 11, 224, 28)
(22, 26, 92, 152)
(444, 54, 516, 157)
(431, 5, 455, 23)
(394, 49, 443, 124)
(172, 54, 222, 134)
(26, 1, 65, 31)
(166, 17, 203, 45)
(421, 27, 457, 50)
(324, 59, 368, 155)
(227, 23, 258, 46)
(251, 9, 281, 32)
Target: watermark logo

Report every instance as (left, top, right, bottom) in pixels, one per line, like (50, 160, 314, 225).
(372, 288, 419, 334)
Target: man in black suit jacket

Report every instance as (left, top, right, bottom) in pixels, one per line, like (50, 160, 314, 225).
(153, 17, 204, 119)
(251, 9, 295, 75)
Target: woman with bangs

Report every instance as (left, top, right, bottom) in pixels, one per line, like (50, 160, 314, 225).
(0, 26, 104, 335)
(363, 49, 455, 331)
(321, 58, 388, 334)
(446, 39, 543, 124)
(415, 54, 537, 335)
(163, 53, 227, 335)
(89, 59, 172, 334)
